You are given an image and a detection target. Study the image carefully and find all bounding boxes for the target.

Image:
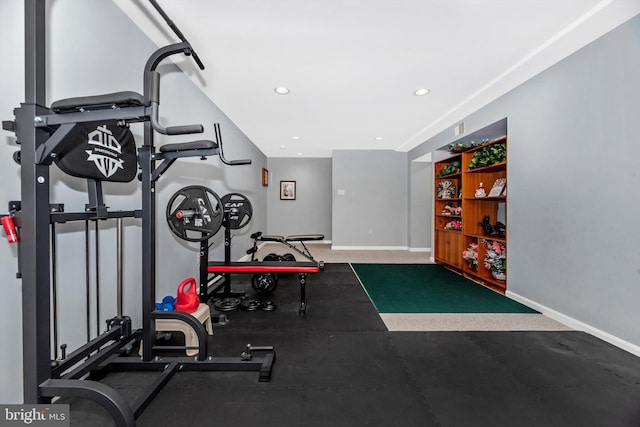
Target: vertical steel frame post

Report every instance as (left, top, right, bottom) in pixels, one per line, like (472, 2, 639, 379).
(20, 0, 52, 404)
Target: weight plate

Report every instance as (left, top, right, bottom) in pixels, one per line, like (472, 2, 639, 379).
(166, 185, 223, 242)
(281, 253, 296, 262)
(263, 253, 279, 262)
(251, 273, 278, 294)
(241, 299, 261, 311)
(220, 193, 253, 230)
(213, 297, 241, 312)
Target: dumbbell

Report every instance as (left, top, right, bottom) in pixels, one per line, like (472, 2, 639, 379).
(155, 295, 176, 311)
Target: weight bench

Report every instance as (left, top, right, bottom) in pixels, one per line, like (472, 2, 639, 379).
(255, 234, 325, 268)
(206, 261, 320, 315)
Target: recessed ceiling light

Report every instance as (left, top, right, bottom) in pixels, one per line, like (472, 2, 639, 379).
(413, 88, 430, 96)
(292, 136, 300, 140)
(297, 152, 303, 156)
(280, 145, 286, 150)
(375, 137, 384, 140)
(274, 87, 290, 95)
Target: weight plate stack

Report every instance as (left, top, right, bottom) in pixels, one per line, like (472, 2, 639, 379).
(213, 297, 241, 312)
(241, 299, 261, 311)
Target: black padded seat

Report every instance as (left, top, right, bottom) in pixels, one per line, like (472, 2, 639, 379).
(159, 140, 218, 153)
(50, 91, 148, 113)
(287, 234, 324, 241)
(258, 235, 285, 242)
(259, 234, 324, 242)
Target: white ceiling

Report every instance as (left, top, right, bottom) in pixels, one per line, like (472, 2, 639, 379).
(114, 0, 639, 158)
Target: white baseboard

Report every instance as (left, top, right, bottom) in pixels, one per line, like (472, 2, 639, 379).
(331, 245, 409, 251)
(507, 291, 640, 357)
(409, 247, 430, 253)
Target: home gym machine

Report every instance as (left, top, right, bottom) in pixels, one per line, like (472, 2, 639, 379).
(165, 188, 321, 314)
(2, 2, 273, 426)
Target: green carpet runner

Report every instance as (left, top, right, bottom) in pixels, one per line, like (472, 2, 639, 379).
(351, 263, 537, 314)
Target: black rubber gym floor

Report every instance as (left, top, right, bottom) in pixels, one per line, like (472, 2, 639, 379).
(67, 264, 640, 426)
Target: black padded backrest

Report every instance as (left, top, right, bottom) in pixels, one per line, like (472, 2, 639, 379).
(50, 91, 147, 113)
(54, 124, 137, 182)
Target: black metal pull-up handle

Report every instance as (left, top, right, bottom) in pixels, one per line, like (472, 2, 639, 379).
(148, 102, 204, 135)
(147, 70, 203, 135)
(143, 0, 207, 136)
(148, 0, 205, 70)
(214, 123, 252, 166)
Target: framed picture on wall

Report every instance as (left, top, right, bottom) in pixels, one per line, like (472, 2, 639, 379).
(280, 180, 296, 200)
(261, 168, 269, 187)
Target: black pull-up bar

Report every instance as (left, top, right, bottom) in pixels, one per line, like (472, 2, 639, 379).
(149, 0, 205, 71)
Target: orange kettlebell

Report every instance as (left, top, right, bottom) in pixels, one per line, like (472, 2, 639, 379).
(174, 277, 199, 313)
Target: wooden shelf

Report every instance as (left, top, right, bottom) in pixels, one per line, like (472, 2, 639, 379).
(464, 233, 506, 243)
(436, 172, 462, 179)
(466, 162, 506, 174)
(464, 196, 506, 201)
(434, 135, 508, 292)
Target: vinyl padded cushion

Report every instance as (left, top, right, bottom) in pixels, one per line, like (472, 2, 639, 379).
(287, 234, 324, 241)
(50, 91, 147, 113)
(53, 124, 137, 182)
(160, 140, 218, 153)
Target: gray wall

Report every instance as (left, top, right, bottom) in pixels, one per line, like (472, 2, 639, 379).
(332, 150, 408, 248)
(409, 160, 431, 251)
(0, 0, 25, 406)
(266, 157, 332, 239)
(410, 14, 640, 351)
(0, 0, 266, 403)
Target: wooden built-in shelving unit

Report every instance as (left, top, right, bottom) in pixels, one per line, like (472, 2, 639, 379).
(434, 136, 507, 293)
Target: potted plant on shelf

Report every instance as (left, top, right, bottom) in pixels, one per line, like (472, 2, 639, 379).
(467, 142, 506, 170)
(446, 139, 487, 153)
(437, 160, 461, 177)
(462, 242, 478, 270)
(482, 239, 506, 280)
(444, 220, 462, 231)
